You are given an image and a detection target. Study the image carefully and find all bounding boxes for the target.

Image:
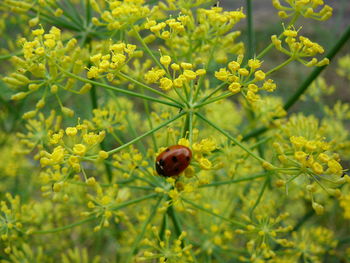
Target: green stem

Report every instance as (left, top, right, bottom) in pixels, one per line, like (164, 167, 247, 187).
(85, 0, 92, 25)
(195, 82, 227, 105)
(110, 193, 158, 210)
(256, 13, 299, 60)
(242, 126, 268, 141)
(265, 57, 294, 77)
(89, 84, 113, 182)
(104, 112, 185, 156)
(33, 194, 158, 235)
(246, 0, 255, 59)
(172, 85, 189, 106)
(141, 88, 158, 152)
(194, 91, 232, 108)
(205, 35, 219, 71)
(199, 172, 269, 188)
(181, 113, 190, 139)
(33, 216, 96, 234)
(0, 52, 22, 60)
(195, 112, 268, 164)
(34, 8, 82, 31)
(54, 0, 83, 29)
(58, 67, 182, 108)
(89, 86, 98, 109)
(159, 213, 168, 241)
(127, 196, 163, 262)
(188, 111, 194, 145)
(249, 176, 269, 217)
(167, 205, 182, 237)
(182, 198, 245, 228)
(133, 27, 163, 70)
(116, 72, 182, 106)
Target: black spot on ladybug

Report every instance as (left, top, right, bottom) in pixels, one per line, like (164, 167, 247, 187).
(172, 156, 178, 163)
(165, 148, 170, 152)
(156, 162, 164, 176)
(186, 156, 190, 161)
(174, 168, 179, 172)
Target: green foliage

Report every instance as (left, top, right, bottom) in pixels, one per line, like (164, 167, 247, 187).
(0, 0, 350, 262)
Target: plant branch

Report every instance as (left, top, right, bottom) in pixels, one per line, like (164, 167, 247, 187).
(196, 112, 269, 164)
(199, 172, 270, 188)
(58, 67, 182, 108)
(103, 112, 185, 156)
(182, 198, 245, 228)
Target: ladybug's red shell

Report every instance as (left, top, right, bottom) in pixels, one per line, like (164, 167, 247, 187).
(155, 145, 192, 177)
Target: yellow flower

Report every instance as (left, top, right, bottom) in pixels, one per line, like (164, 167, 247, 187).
(159, 77, 173, 91)
(254, 70, 266, 81)
(215, 68, 230, 81)
(178, 138, 190, 147)
(199, 158, 212, 170)
(228, 82, 241, 94)
(65, 127, 78, 136)
(73, 144, 87, 156)
(160, 55, 171, 67)
(183, 70, 197, 80)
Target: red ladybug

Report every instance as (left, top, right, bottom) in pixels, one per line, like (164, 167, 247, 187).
(155, 145, 192, 177)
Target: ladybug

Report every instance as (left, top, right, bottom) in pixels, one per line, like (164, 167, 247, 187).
(155, 145, 192, 177)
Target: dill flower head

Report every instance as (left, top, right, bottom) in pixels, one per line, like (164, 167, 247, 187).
(138, 227, 193, 263)
(273, 0, 333, 20)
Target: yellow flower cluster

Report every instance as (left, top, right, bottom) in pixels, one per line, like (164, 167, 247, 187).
(273, 133, 345, 214)
(272, 0, 333, 20)
(140, 6, 245, 65)
(0, 194, 30, 255)
(158, 0, 209, 10)
(82, 183, 130, 232)
(198, 6, 246, 33)
(248, 96, 286, 125)
(87, 42, 137, 80)
(112, 146, 150, 179)
(144, 16, 187, 40)
(5, 26, 87, 118)
(276, 135, 344, 177)
(340, 193, 350, 219)
(215, 56, 276, 103)
(1, 0, 349, 261)
(272, 28, 329, 66)
(92, 0, 152, 30)
(16, 110, 62, 152)
(91, 101, 127, 133)
(199, 223, 234, 255)
(138, 226, 193, 262)
(287, 227, 338, 262)
(39, 122, 106, 180)
(237, 213, 293, 262)
(191, 138, 217, 171)
(2, 0, 32, 13)
(145, 59, 205, 91)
